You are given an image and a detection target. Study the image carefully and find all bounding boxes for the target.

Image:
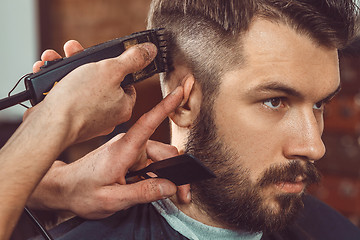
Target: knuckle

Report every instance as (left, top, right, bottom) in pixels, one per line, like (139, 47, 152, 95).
(95, 190, 115, 213)
(94, 59, 123, 80)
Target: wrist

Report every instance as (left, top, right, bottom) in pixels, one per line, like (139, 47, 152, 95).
(41, 94, 90, 144)
(32, 100, 78, 147)
(27, 161, 69, 211)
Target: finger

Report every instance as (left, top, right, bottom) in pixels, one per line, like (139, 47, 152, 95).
(107, 133, 126, 144)
(102, 42, 158, 81)
(22, 108, 32, 121)
(33, 61, 44, 73)
(33, 49, 62, 73)
(177, 184, 191, 204)
(146, 140, 179, 161)
(120, 86, 184, 150)
(41, 49, 62, 62)
(63, 40, 84, 57)
(127, 150, 148, 172)
(105, 178, 177, 209)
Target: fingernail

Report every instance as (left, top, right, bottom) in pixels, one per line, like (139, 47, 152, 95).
(187, 192, 191, 201)
(159, 183, 174, 198)
(141, 43, 157, 60)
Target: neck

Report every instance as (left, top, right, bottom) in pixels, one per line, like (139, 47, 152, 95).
(170, 124, 227, 229)
(170, 119, 229, 229)
(169, 194, 227, 229)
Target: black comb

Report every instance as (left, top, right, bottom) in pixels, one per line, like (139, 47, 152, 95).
(23, 28, 170, 106)
(125, 154, 216, 186)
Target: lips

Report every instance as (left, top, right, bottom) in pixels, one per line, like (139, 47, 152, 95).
(275, 175, 306, 194)
(275, 181, 305, 193)
(257, 161, 321, 193)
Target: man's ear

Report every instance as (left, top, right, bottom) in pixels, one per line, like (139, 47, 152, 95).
(169, 74, 201, 128)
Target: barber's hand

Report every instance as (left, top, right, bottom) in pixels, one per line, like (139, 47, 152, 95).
(28, 85, 187, 219)
(27, 40, 158, 144)
(32, 40, 85, 73)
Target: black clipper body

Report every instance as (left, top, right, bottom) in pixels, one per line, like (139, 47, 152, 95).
(25, 28, 169, 105)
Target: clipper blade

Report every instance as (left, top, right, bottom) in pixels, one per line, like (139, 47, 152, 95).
(120, 28, 172, 86)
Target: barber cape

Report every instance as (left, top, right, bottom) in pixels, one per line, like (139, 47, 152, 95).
(29, 194, 360, 240)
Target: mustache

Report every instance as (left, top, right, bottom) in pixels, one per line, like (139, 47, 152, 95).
(257, 160, 321, 187)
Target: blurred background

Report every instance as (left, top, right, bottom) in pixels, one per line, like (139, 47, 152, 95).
(1, 0, 360, 236)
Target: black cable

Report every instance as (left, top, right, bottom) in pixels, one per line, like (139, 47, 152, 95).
(0, 90, 31, 111)
(24, 207, 54, 240)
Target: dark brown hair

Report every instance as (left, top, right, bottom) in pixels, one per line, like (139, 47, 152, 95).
(148, 0, 358, 97)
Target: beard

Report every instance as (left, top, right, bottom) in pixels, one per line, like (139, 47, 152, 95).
(185, 102, 321, 233)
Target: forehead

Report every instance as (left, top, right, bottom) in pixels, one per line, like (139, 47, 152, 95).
(219, 18, 340, 101)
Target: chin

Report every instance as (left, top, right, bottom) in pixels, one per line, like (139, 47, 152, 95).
(255, 193, 305, 233)
(263, 190, 305, 211)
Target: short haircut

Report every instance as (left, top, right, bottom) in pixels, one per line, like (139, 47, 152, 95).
(148, 0, 358, 99)
(340, 36, 360, 57)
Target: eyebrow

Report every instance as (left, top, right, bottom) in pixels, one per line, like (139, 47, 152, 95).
(322, 84, 342, 103)
(247, 81, 341, 103)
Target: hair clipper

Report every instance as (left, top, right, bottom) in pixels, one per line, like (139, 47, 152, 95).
(0, 28, 170, 110)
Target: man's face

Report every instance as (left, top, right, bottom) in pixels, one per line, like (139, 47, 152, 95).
(186, 19, 340, 232)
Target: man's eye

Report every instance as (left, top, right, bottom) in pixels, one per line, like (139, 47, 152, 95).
(313, 101, 324, 110)
(263, 98, 283, 109)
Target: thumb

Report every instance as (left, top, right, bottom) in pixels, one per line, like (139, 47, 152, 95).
(104, 42, 158, 84)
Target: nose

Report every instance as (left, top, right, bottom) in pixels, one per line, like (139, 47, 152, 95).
(283, 109, 326, 162)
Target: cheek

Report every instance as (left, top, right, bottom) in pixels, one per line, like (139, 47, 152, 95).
(213, 99, 285, 182)
(317, 113, 324, 133)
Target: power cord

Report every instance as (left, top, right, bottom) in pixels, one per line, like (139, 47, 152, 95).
(24, 207, 54, 240)
(0, 90, 30, 110)
(0, 73, 32, 110)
